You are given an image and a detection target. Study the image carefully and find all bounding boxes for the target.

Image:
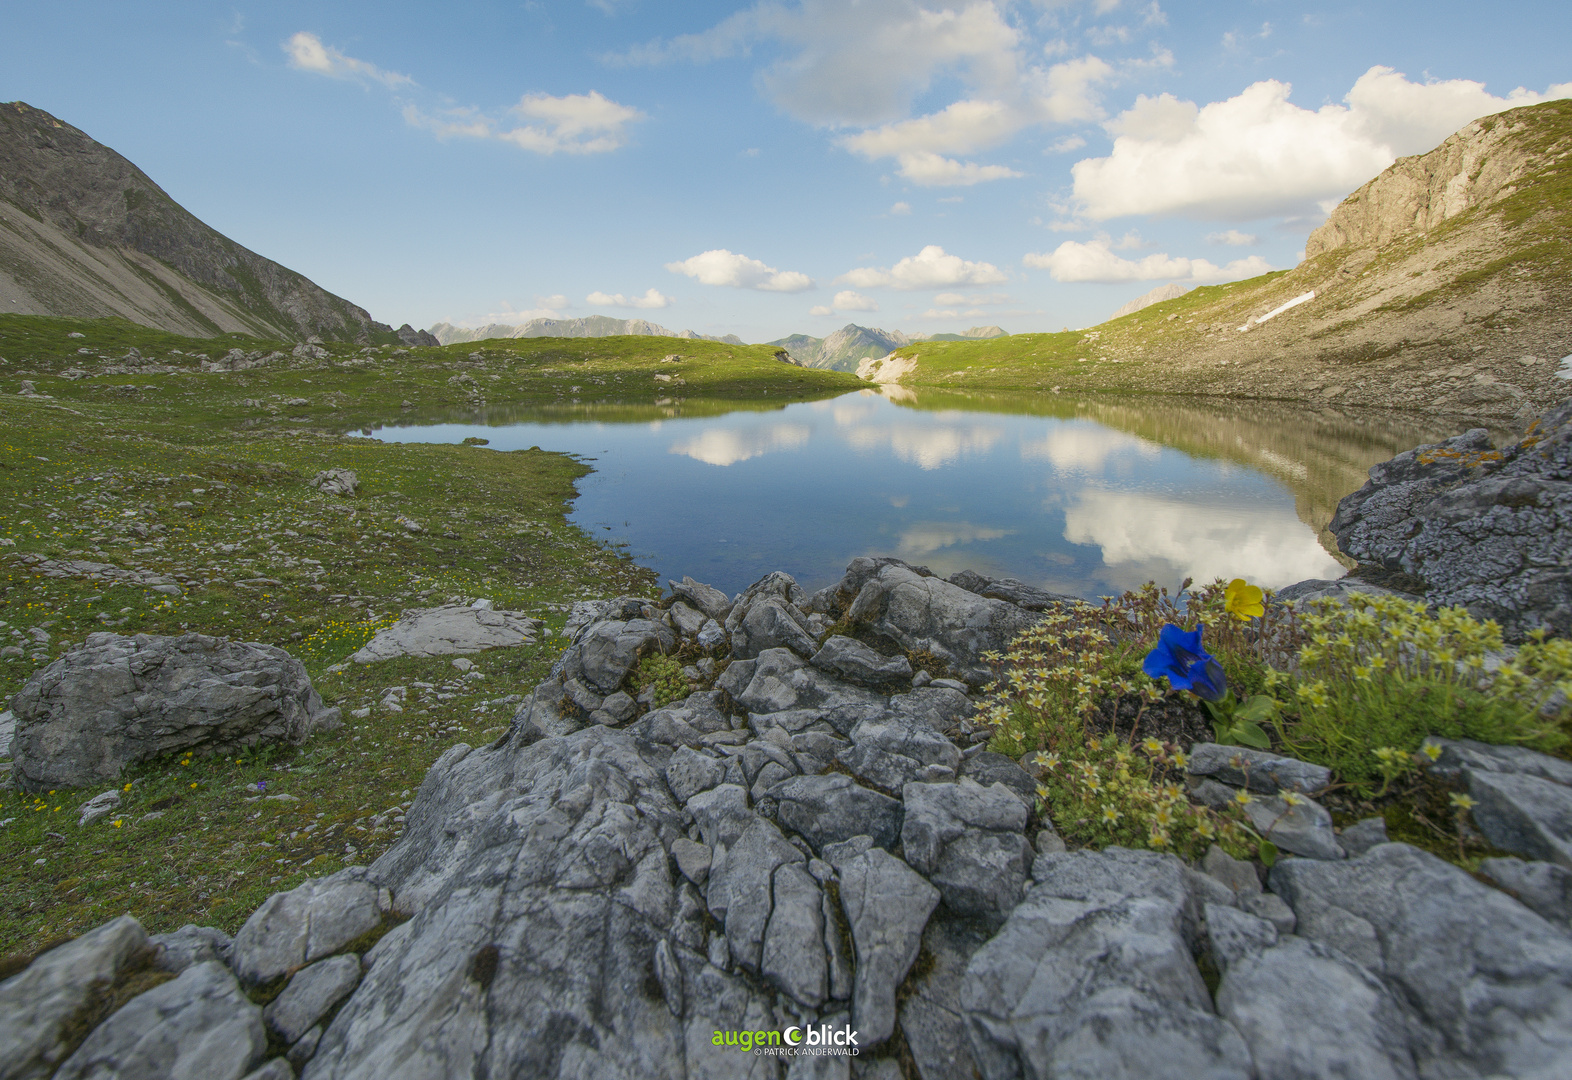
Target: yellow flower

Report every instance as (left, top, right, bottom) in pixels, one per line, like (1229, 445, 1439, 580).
(1224, 578, 1265, 621)
(1232, 789, 1254, 807)
(1280, 792, 1307, 807)
(1422, 743, 1443, 762)
(112, 819, 123, 828)
(1449, 793, 1478, 811)
(1195, 817, 1217, 839)
(1100, 805, 1122, 824)
(1141, 738, 1164, 756)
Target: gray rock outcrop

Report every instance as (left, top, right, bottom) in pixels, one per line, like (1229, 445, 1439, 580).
(231, 868, 384, 986)
(53, 961, 266, 1080)
(10, 632, 340, 793)
(348, 606, 542, 663)
(1329, 398, 1572, 640)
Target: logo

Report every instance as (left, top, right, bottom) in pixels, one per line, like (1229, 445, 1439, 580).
(713, 1024, 860, 1056)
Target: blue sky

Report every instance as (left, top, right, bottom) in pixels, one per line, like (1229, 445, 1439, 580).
(5, 1, 1569, 341)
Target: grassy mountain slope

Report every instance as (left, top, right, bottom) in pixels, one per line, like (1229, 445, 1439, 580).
(870, 100, 1572, 425)
(0, 102, 393, 343)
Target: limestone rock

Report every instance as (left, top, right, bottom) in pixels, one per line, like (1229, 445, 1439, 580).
(729, 596, 819, 661)
(231, 868, 383, 986)
(1186, 743, 1331, 795)
(1425, 737, 1572, 868)
(1329, 398, 1572, 640)
(668, 576, 733, 622)
(831, 559, 1037, 686)
(833, 847, 939, 1045)
(309, 469, 358, 496)
(1241, 792, 1344, 861)
(53, 961, 266, 1080)
(809, 637, 913, 689)
(945, 570, 1077, 611)
(1478, 856, 1572, 927)
(10, 633, 339, 793)
(264, 954, 362, 1045)
(769, 773, 904, 853)
(1271, 842, 1572, 1078)
(1338, 816, 1390, 858)
(349, 606, 541, 663)
(961, 848, 1252, 1080)
(901, 779, 1031, 922)
(718, 648, 884, 716)
(151, 925, 233, 973)
(0, 915, 150, 1080)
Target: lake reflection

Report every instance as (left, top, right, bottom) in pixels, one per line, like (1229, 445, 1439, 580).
(361, 390, 1457, 598)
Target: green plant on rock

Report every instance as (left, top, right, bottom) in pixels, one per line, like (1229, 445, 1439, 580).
(1282, 594, 1571, 784)
(1021, 733, 1255, 861)
(634, 652, 687, 709)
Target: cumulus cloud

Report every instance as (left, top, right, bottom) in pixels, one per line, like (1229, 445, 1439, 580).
(1024, 239, 1272, 283)
(283, 32, 414, 89)
(810, 290, 880, 316)
(1063, 491, 1345, 588)
(669, 424, 812, 467)
(840, 245, 1007, 290)
(1207, 229, 1259, 246)
(586, 288, 671, 309)
(1072, 67, 1572, 220)
(842, 421, 1005, 469)
(1020, 424, 1161, 473)
(665, 250, 815, 292)
(896, 522, 1013, 558)
(890, 201, 913, 215)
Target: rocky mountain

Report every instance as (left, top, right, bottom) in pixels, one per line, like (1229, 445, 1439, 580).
(877, 99, 1572, 424)
(1109, 282, 1191, 320)
(0, 102, 392, 342)
(428, 315, 745, 346)
(772, 323, 1007, 371)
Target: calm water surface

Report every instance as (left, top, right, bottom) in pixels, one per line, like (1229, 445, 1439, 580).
(362, 389, 1456, 598)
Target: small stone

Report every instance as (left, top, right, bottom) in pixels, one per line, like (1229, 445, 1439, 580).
(264, 953, 362, 1044)
(1202, 844, 1262, 897)
(288, 1025, 323, 1070)
(451, 657, 473, 672)
(1241, 891, 1297, 935)
(1243, 792, 1344, 860)
(76, 788, 121, 826)
(152, 924, 234, 972)
(1339, 816, 1390, 858)
(670, 837, 712, 886)
(1478, 856, 1572, 927)
(1187, 743, 1332, 795)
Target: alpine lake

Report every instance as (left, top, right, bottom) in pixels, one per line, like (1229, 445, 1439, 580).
(357, 387, 1469, 599)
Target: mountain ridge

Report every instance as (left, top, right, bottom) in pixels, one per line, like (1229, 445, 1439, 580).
(0, 101, 392, 342)
(428, 315, 745, 346)
(771, 323, 1006, 370)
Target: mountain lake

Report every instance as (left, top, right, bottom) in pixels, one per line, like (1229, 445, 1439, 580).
(357, 387, 1466, 598)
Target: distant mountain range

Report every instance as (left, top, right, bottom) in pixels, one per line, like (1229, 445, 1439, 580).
(769, 324, 1007, 371)
(428, 316, 745, 346)
(0, 101, 391, 341)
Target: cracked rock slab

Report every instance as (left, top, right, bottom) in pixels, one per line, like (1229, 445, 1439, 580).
(833, 847, 939, 1045)
(349, 606, 542, 663)
(231, 868, 383, 986)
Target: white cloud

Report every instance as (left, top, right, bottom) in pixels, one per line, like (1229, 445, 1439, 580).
(494, 91, 643, 154)
(1023, 239, 1272, 283)
(665, 249, 815, 292)
(612, 0, 1022, 127)
(896, 522, 1013, 558)
(840, 98, 1028, 186)
(890, 201, 913, 215)
(840, 245, 1007, 290)
(810, 290, 880, 316)
(893, 152, 1023, 186)
(1048, 133, 1087, 153)
(288, 32, 640, 155)
(1071, 67, 1572, 220)
(586, 288, 672, 309)
(1207, 229, 1259, 246)
(283, 32, 414, 89)
(842, 421, 1005, 469)
(1020, 424, 1160, 473)
(669, 424, 812, 466)
(1063, 490, 1344, 588)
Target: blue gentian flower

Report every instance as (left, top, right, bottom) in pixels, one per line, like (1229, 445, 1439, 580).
(1143, 624, 1228, 702)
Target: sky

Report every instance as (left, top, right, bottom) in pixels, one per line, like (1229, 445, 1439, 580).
(4, 1, 1570, 342)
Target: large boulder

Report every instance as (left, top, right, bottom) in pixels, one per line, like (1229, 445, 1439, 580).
(1329, 397, 1572, 640)
(349, 606, 542, 663)
(10, 633, 340, 793)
